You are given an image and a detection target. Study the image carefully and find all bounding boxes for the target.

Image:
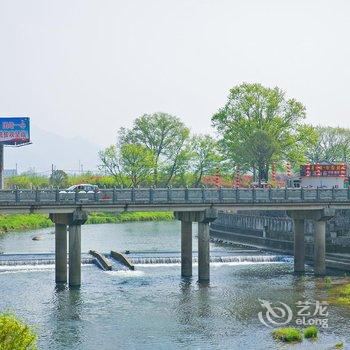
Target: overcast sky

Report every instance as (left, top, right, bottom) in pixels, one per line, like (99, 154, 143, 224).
(1, 0, 349, 150)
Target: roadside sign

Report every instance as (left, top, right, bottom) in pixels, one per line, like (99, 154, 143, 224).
(0, 117, 30, 145)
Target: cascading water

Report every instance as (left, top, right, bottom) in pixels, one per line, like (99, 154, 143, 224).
(130, 255, 287, 265)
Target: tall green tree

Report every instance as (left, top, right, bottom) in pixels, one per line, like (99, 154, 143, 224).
(306, 126, 350, 163)
(50, 170, 68, 188)
(190, 135, 222, 187)
(99, 144, 154, 187)
(119, 112, 190, 186)
(212, 83, 316, 183)
(120, 144, 155, 187)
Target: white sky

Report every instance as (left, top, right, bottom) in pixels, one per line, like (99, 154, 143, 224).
(1, 0, 350, 148)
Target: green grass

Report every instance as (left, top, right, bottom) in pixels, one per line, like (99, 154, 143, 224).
(0, 214, 53, 234)
(324, 276, 333, 288)
(272, 327, 302, 343)
(304, 326, 318, 339)
(0, 212, 174, 235)
(328, 283, 350, 306)
(87, 211, 174, 224)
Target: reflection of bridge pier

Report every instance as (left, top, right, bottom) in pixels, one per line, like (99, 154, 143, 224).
(175, 209, 218, 282)
(50, 210, 88, 287)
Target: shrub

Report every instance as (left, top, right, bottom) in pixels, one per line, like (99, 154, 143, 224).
(304, 326, 318, 339)
(0, 313, 37, 350)
(272, 327, 302, 343)
(335, 341, 344, 349)
(324, 276, 333, 288)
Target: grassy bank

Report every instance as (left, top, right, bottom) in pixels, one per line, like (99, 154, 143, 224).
(328, 282, 350, 306)
(0, 212, 174, 234)
(0, 214, 53, 233)
(87, 211, 174, 224)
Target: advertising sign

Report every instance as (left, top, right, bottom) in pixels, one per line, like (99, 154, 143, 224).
(300, 163, 347, 177)
(0, 117, 30, 145)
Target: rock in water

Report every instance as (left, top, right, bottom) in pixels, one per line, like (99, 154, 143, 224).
(32, 235, 44, 241)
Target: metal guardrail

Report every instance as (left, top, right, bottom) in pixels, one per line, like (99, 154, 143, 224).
(0, 187, 349, 205)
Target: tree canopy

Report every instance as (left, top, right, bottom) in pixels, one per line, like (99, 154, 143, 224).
(212, 82, 316, 182)
(306, 126, 350, 163)
(118, 112, 190, 186)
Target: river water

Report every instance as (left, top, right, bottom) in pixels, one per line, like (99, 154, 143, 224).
(0, 221, 350, 349)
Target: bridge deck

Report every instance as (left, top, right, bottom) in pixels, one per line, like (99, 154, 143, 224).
(0, 188, 350, 213)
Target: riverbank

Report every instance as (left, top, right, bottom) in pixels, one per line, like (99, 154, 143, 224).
(0, 212, 174, 234)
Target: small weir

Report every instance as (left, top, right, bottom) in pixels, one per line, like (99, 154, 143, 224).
(0, 253, 94, 269)
(130, 255, 287, 265)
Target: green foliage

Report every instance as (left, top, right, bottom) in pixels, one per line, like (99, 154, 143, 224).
(0, 214, 53, 234)
(304, 326, 318, 339)
(50, 170, 68, 188)
(328, 283, 350, 306)
(212, 82, 316, 182)
(190, 135, 222, 187)
(306, 126, 350, 163)
(5, 175, 49, 189)
(324, 276, 333, 288)
(87, 211, 174, 224)
(120, 144, 155, 187)
(335, 341, 344, 348)
(0, 313, 37, 350)
(272, 327, 302, 343)
(119, 112, 190, 186)
(99, 144, 155, 187)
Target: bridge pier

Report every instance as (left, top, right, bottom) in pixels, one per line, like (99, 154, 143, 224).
(181, 220, 193, 277)
(314, 219, 326, 276)
(198, 222, 210, 281)
(55, 223, 67, 283)
(175, 209, 217, 282)
(288, 208, 335, 276)
(69, 224, 82, 286)
(288, 211, 306, 273)
(50, 210, 88, 287)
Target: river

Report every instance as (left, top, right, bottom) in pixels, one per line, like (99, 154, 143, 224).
(0, 221, 350, 349)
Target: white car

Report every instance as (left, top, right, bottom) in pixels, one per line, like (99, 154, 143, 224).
(60, 184, 99, 193)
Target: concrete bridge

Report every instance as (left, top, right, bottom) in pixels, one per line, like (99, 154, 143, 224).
(1, 187, 349, 287)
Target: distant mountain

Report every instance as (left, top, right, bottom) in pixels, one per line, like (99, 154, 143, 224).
(4, 126, 101, 175)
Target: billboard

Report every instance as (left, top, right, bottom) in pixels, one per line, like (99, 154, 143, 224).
(0, 117, 30, 145)
(300, 163, 347, 177)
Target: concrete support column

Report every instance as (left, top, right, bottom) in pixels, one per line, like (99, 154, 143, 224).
(293, 218, 305, 273)
(198, 222, 210, 282)
(314, 220, 326, 276)
(69, 224, 82, 286)
(181, 221, 192, 277)
(55, 223, 67, 283)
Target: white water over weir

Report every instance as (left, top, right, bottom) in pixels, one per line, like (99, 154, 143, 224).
(130, 255, 286, 265)
(0, 258, 94, 267)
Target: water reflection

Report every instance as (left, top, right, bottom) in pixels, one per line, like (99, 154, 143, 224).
(49, 285, 84, 348)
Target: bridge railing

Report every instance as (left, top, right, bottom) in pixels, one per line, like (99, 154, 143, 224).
(0, 187, 350, 205)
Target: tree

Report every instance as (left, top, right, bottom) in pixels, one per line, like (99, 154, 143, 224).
(0, 313, 37, 350)
(50, 170, 68, 188)
(306, 126, 350, 163)
(212, 83, 316, 183)
(98, 145, 125, 186)
(190, 135, 222, 187)
(119, 112, 190, 186)
(120, 144, 155, 187)
(99, 144, 154, 187)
